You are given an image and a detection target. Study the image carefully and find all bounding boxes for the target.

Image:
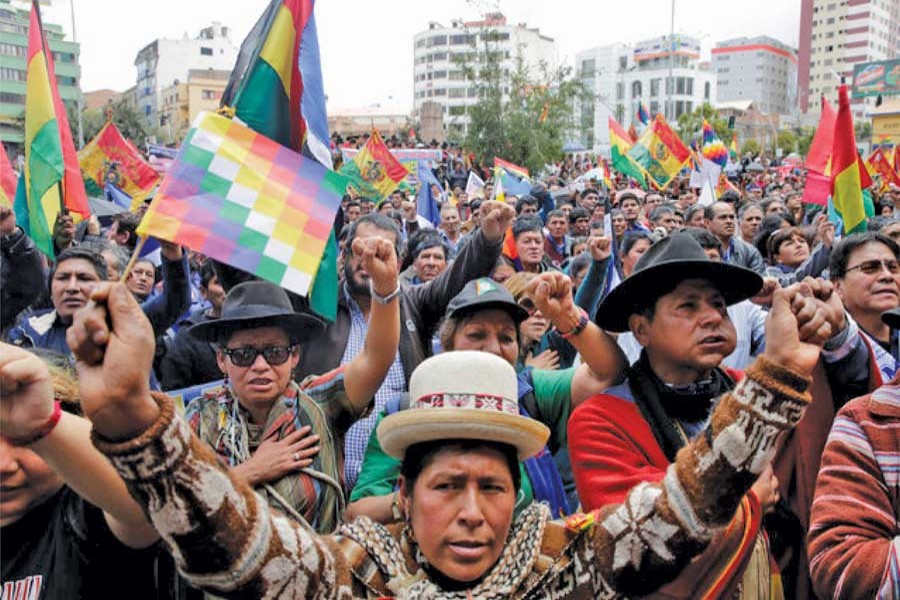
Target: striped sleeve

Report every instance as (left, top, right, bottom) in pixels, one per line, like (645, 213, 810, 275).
(808, 400, 900, 599)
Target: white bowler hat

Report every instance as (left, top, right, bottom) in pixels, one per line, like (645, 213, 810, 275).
(377, 351, 550, 460)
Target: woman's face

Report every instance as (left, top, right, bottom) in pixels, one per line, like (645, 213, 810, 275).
(517, 296, 549, 347)
(216, 326, 300, 412)
(775, 233, 810, 268)
(400, 446, 516, 584)
(450, 310, 519, 366)
(0, 437, 64, 527)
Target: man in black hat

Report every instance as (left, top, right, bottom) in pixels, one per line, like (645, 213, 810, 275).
(569, 231, 867, 597)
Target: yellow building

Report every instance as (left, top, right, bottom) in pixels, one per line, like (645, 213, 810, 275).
(872, 99, 900, 147)
(159, 69, 230, 142)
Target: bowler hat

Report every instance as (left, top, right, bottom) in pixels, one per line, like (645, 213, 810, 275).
(189, 281, 324, 343)
(596, 231, 762, 332)
(445, 278, 529, 324)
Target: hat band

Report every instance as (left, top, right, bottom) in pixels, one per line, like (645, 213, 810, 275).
(413, 393, 518, 415)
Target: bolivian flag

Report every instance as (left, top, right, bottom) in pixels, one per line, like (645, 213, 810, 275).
(831, 85, 874, 234)
(608, 116, 646, 187)
(79, 120, 160, 208)
(627, 114, 691, 190)
(339, 129, 409, 200)
(0, 142, 15, 207)
(220, 0, 337, 320)
(14, 0, 89, 257)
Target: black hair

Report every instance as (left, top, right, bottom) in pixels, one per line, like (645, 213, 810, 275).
(401, 228, 449, 271)
(703, 201, 734, 221)
(752, 214, 788, 260)
(344, 212, 402, 257)
(568, 206, 590, 224)
(400, 439, 521, 495)
(618, 192, 640, 206)
(620, 231, 653, 256)
(51, 247, 108, 282)
(514, 195, 539, 215)
(111, 212, 141, 251)
(199, 261, 218, 289)
(738, 202, 763, 221)
(77, 238, 127, 278)
(682, 227, 723, 253)
(829, 232, 900, 280)
(684, 205, 705, 224)
(719, 190, 741, 204)
(511, 214, 543, 239)
(649, 205, 675, 222)
(546, 209, 566, 221)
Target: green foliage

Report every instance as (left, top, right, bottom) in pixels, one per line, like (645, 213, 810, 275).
(81, 99, 150, 146)
(854, 120, 872, 141)
(741, 138, 761, 156)
(796, 127, 815, 157)
(776, 130, 797, 154)
(675, 104, 730, 145)
(457, 35, 585, 175)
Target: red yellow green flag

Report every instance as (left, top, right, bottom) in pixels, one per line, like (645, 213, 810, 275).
(0, 142, 16, 207)
(866, 148, 900, 191)
(13, 0, 89, 257)
(729, 134, 738, 160)
(831, 85, 874, 234)
(79, 120, 160, 207)
(608, 116, 646, 187)
(627, 114, 691, 189)
(338, 130, 408, 200)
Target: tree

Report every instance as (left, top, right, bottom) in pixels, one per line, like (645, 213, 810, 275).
(741, 138, 761, 157)
(797, 127, 815, 157)
(457, 34, 585, 175)
(776, 130, 797, 154)
(676, 104, 731, 145)
(80, 98, 150, 147)
(854, 120, 872, 142)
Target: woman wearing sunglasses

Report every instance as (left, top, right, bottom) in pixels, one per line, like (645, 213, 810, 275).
(345, 273, 627, 522)
(183, 236, 400, 534)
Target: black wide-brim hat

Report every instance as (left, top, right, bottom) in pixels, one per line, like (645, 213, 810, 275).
(596, 232, 763, 333)
(189, 281, 325, 343)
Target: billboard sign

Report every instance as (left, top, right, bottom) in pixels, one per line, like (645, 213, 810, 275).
(852, 59, 900, 98)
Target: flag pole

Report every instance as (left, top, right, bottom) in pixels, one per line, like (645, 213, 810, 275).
(118, 235, 148, 284)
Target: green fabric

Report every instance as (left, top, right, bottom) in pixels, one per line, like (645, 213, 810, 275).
(234, 60, 292, 150)
(349, 367, 576, 517)
(309, 229, 338, 321)
(845, 188, 876, 234)
(20, 119, 65, 257)
(611, 145, 647, 188)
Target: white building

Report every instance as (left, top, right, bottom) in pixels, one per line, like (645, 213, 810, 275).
(577, 35, 715, 154)
(798, 0, 900, 116)
(412, 12, 557, 137)
(713, 36, 798, 116)
(134, 23, 238, 128)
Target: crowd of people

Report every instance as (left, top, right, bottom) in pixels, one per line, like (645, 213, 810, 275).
(1, 145, 899, 599)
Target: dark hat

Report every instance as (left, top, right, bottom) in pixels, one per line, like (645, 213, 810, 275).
(882, 307, 900, 329)
(596, 231, 763, 332)
(445, 278, 529, 323)
(189, 281, 324, 342)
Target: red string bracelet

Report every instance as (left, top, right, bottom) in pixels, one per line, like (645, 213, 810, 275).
(4, 401, 62, 446)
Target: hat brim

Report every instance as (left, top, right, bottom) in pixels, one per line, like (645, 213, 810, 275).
(596, 260, 763, 333)
(448, 300, 530, 324)
(377, 408, 550, 461)
(882, 307, 900, 329)
(188, 311, 325, 343)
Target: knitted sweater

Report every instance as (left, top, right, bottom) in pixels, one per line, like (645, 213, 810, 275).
(93, 357, 811, 599)
(807, 383, 900, 599)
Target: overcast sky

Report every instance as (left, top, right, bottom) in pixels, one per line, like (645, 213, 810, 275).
(47, 0, 800, 111)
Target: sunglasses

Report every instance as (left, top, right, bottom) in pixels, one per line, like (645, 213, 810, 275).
(845, 259, 900, 276)
(517, 297, 538, 315)
(221, 345, 296, 367)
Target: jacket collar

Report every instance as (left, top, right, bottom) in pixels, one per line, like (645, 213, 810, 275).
(870, 383, 900, 418)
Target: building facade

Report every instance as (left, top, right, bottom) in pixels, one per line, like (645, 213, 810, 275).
(158, 68, 230, 143)
(412, 12, 557, 137)
(134, 23, 237, 129)
(577, 35, 715, 154)
(798, 0, 900, 114)
(0, 0, 81, 149)
(713, 36, 798, 116)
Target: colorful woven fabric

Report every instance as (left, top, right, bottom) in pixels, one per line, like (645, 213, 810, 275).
(701, 120, 728, 168)
(79, 120, 160, 209)
(494, 157, 529, 179)
(137, 111, 344, 297)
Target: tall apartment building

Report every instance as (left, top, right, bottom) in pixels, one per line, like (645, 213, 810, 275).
(134, 23, 237, 129)
(577, 35, 715, 153)
(713, 36, 798, 115)
(412, 12, 557, 137)
(158, 68, 230, 142)
(798, 0, 900, 114)
(0, 0, 81, 150)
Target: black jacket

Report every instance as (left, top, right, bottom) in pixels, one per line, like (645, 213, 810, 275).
(296, 229, 502, 382)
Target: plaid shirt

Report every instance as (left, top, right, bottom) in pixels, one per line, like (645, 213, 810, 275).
(340, 284, 407, 490)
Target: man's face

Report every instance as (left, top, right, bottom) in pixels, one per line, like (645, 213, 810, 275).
(560, 204, 572, 218)
(441, 208, 460, 234)
(679, 193, 697, 209)
(612, 214, 627, 236)
(835, 242, 900, 320)
(751, 188, 764, 200)
(106, 220, 129, 247)
(740, 207, 763, 241)
(127, 260, 156, 300)
(518, 204, 538, 216)
(652, 212, 679, 234)
(360, 201, 374, 215)
(547, 216, 567, 240)
(591, 204, 606, 224)
(580, 193, 599, 212)
(621, 199, 641, 221)
(631, 279, 737, 379)
(644, 194, 662, 211)
(413, 246, 447, 283)
(514, 231, 544, 267)
(573, 217, 590, 237)
(51, 258, 102, 319)
(401, 199, 417, 219)
(707, 203, 736, 240)
(343, 223, 399, 297)
(391, 192, 403, 208)
(346, 205, 361, 222)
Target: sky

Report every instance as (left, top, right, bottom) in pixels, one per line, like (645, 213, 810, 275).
(43, 0, 800, 111)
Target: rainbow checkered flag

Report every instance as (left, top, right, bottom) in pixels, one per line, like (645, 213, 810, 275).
(138, 111, 345, 296)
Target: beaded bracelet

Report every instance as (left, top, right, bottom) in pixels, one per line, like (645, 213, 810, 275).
(559, 308, 590, 339)
(5, 401, 62, 446)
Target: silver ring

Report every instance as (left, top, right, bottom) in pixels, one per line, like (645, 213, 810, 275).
(293, 452, 301, 462)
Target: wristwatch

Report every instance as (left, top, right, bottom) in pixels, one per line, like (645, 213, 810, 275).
(369, 279, 401, 305)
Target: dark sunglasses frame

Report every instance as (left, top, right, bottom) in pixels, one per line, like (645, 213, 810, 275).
(221, 345, 297, 367)
(845, 258, 900, 276)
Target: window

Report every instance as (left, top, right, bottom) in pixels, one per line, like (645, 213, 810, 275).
(704, 81, 711, 100)
(650, 78, 660, 96)
(449, 70, 464, 81)
(676, 77, 686, 94)
(430, 35, 447, 46)
(619, 56, 627, 70)
(632, 80, 642, 97)
(581, 58, 595, 78)
(0, 92, 25, 103)
(0, 67, 25, 81)
(448, 105, 466, 116)
(450, 34, 474, 45)
(433, 88, 446, 96)
(616, 82, 624, 100)
(467, 88, 477, 97)
(200, 47, 213, 56)
(686, 78, 693, 95)
(650, 101, 659, 114)
(448, 88, 465, 98)
(675, 100, 685, 117)
(201, 89, 219, 100)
